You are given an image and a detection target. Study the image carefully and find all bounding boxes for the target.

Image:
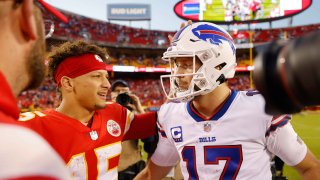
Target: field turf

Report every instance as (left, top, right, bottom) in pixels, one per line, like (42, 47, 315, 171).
(284, 113, 320, 179)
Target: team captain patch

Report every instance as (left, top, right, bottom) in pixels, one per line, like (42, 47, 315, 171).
(107, 120, 121, 137)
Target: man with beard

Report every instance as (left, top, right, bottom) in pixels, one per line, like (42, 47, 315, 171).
(0, 0, 71, 179)
(20, 40, 157, 180)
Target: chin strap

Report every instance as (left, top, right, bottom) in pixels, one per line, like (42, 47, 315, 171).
(216, 74, 226, 84)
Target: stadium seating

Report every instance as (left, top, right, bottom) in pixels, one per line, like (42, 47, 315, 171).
(45, 10, 320, 47)
(45, 11, 172, 48)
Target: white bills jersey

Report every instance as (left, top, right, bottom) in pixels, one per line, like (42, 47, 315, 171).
(152, 90, 307, 180)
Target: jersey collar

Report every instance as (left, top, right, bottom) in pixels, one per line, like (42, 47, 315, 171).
(47, 109, 101, 132)
(187, 90, 238, 122)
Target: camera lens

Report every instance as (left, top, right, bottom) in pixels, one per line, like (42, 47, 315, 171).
(254, 31, 320, 115)
(116, 93, 133, 107)
(253, 40, 297, 115)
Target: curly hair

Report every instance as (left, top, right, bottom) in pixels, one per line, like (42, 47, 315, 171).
(48, 40, 109, 81)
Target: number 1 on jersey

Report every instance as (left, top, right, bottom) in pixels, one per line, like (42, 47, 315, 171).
(182, 145, 243, 180)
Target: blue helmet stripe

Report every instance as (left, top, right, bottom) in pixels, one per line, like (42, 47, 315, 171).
(172, 24, 191, 42)
(192, 24, 236, 54)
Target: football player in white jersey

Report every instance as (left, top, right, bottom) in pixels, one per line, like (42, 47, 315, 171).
(135, 22, 320, 180)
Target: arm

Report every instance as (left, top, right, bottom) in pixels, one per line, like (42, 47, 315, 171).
(136, 119, 180, 179)
(135, 123, 179, 180)
(266, 116, 320, 179)
(293, 149, 320, 180)
(134, 160, 173, 180)
(124, 111, 157, 140)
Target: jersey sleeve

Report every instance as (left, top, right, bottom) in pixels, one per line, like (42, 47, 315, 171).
(18, 111, 48, 137)
(151, 121, 180, 167)
(266, 115, 307, 166)
(0, 124, 71, 179)
(123, 111, 157, 140)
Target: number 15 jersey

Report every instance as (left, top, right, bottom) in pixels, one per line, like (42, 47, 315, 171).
(151, 90, 307, 180)
(20, 102, 156, 180)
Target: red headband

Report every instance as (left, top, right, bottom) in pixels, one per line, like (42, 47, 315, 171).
(54, 54, 107, 87)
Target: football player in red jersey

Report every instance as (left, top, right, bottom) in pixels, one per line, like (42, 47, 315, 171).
(0, 0, 71, 179)
(20, 40, 157, 179)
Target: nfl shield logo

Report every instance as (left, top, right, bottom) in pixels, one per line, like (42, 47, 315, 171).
(89, 130, 98, 141)
(204, 123, 211, 132)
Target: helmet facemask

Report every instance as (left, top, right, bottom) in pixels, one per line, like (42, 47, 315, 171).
(161, 54, 204, 102)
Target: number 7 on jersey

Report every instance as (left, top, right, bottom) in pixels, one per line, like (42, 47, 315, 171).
(182, 145, 243, 180)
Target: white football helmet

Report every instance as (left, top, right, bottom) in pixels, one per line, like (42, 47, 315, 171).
(160, 22, 237, 102)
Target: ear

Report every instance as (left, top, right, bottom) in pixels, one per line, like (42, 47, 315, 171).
(60, 76, 74, 92)
(20, 0, 37, 40)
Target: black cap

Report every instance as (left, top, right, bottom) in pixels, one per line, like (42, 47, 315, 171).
(111, 80, 129, 92)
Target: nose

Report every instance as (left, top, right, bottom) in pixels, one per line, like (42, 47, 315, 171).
(102, 77, 111, 89)
(175, 67, 186, 78)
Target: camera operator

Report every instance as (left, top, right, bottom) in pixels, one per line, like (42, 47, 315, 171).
(254, 30, 320, 115)
(111, 80, 144, 114)
(111, 80, 150, 180)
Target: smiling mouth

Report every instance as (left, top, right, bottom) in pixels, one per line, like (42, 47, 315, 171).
(97, 92, 107, 100)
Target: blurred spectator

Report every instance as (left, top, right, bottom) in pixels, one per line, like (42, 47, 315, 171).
(110, 80, 147, 180)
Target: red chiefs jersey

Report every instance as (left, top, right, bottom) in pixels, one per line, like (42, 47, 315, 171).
(20, 102, 156, 180)
(0, 72, 71, 179)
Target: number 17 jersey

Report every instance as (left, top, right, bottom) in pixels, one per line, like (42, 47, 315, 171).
(151, 90, 307, 180)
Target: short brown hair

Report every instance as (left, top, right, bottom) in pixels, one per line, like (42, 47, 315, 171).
(48, 40, 108, 81)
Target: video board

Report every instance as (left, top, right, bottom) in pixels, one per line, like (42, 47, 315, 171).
(174, 0, 312, 24)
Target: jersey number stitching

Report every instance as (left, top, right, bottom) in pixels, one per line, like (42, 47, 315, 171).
(66, 142, 121, 179)
(182, 145, 243, 180)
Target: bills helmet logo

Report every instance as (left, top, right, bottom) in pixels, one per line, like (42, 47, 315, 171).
(192, 24, 236, 54)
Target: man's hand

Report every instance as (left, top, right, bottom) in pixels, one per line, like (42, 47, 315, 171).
(168, 20, 192, 43)
(127, 93, 145, 114)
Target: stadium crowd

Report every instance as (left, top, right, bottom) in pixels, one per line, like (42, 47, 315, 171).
(46, 10, 170, 48)
(107, 54, 166, 67)
(45, 9, 320, 47)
